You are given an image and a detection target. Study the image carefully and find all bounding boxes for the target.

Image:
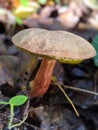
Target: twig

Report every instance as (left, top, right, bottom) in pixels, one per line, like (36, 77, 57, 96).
(56, 83, 79, 117)
(64, 85, 98, 96)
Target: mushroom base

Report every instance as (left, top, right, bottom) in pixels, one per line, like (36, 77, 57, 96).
(30, 59, 56, 98)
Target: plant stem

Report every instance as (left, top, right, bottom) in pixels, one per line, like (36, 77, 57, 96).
(8, 104, 14, 129)
(0, 101, 9, 105)
(9, 113, 28, 129)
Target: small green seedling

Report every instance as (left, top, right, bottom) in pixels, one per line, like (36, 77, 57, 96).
(0, 95, 28, 129)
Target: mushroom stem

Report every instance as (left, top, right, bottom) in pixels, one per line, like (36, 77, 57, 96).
(30, 59, 56, 97)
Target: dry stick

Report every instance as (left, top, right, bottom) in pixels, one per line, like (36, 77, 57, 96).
(64, 85, 98, 96)
(54, 81, 98, 117)
(56, 83, 79, 117)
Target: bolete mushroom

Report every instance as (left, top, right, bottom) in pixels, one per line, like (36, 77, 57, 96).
(12, 28, 96, 98)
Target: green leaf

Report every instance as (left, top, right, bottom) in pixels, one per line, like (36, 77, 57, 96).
(16, 17, 22, 25)
(9, 95, 28, 106)
(38, 0, 47, 5)
(92, 35, 98, 66)
(55, 0, 60, 4)
(19, 0, 28, 7)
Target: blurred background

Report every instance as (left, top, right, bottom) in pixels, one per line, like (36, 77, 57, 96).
(0, 0, 98, 33)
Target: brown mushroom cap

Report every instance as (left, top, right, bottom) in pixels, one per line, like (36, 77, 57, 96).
(12, 28, 96, 61)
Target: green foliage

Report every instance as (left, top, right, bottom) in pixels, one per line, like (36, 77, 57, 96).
(0, 95, 28, 129)
(92, 35, 98, 66)
(55, 0, 60, 4)
(16, 17, 22, 25)
(38, 0, 47, 5)
(19, 0, 29, 7)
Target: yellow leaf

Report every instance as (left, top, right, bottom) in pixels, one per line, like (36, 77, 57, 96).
(14, 6, 34, 19)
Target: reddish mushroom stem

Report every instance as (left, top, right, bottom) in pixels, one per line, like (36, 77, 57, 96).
(30, 59, 56, 97)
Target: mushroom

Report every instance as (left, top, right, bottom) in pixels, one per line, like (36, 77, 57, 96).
(12, 28, 96, 98)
